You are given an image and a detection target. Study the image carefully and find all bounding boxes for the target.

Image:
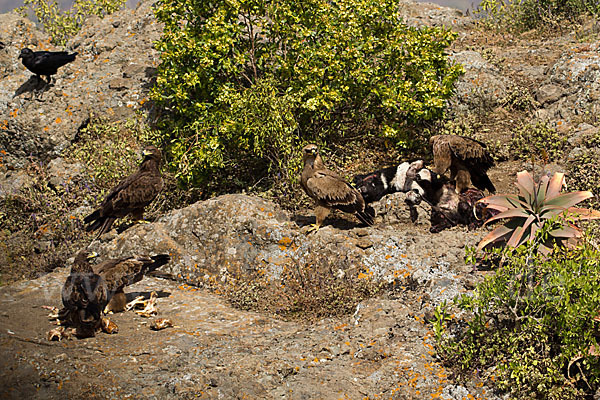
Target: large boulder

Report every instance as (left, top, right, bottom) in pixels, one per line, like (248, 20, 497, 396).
(89, 194, 481, 305)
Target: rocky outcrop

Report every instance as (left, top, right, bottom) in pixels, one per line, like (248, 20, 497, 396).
(541, 42, 600, 122)
(0, 192, 492, 399)
(0, 263, 492, 399)
(0, 1, 161, 170)
(89, 194, 477, 302)
(3, 0, 600, 398)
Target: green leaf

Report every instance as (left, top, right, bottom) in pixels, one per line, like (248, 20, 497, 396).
(545, 191, 593, 209)
(483, 208, 531, 226)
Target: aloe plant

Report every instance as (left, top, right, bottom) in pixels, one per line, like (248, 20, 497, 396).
(477, 170, 600, 253)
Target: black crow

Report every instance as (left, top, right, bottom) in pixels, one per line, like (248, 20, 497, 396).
(18, 48, 78, 85)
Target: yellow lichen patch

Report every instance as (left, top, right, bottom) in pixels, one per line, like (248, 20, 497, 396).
(9, 109, 18, 118)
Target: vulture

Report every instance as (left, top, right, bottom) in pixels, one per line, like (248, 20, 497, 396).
(84, 145, 164, 236)
(300, 144, 373, 232)
(18, 48, 77, 85)
(93, 254, 170, 313)
(59, 251, 108, 338)
(430, 134, 496, 194)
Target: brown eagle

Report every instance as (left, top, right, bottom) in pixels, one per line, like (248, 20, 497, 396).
(300, 144, 372, 232)
(430, 135, 496, 194)
(84, 145, 164, 236)
(93, 253, 170, 313)
(58, 251, 170, 337)
(59, 251, 108, 338)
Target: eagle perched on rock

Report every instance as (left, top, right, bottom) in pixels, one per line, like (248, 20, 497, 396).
(300, 144, 373, 232)
(58, 251, 170, 337)
(430, 135, 496, 194)
(84, 145, 164, 236)
(59, 251, 108, 338)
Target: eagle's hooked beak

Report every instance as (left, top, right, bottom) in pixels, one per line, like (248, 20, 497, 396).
(310, 148, 318, 155)
(87, 252, 99, 260)
(142, 149, 152, 157)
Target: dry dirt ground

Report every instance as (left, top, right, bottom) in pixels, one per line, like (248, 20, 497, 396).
(0, 239, 492, 399)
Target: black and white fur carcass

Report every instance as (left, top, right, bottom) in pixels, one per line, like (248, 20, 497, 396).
(353, 160, 426, 204)
(353, 160, 433, 223)
(414, 168, 492, 233)
(354, 160, 495, 231)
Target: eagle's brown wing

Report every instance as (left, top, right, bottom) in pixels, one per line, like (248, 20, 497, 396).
(443, 135, 494, 167)
(431, 135, 495, 193)
(108, 172, 164, 214)
(95, 255, 170, 297)
(305, 169, 365, 212)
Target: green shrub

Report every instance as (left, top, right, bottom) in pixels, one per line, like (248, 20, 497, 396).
(435, 234, 600, 399)
(510, 121, 567, 162)
(567, 149, 600, 209)
(18, 0, 125, 45)
(151, 0, 464, 186)
(477, 0, 600, 32)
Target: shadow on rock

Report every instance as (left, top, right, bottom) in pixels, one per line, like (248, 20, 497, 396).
(13, 75, 50, 99)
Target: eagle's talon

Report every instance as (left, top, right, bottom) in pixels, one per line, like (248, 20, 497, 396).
(42, 305, 60, 320)
(305, 223, 321, 234)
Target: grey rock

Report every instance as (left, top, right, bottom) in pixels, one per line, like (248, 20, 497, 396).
(0, 1, 163, 169)
(568, 123, 598, 147)
(536, 83, 564, 105)
(88, 193, 483, 290)
(46, 157, 83, 189)
(0, 169, 33, 197)
(450, 50, 512, 112)
(371, 191, 431, 226)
